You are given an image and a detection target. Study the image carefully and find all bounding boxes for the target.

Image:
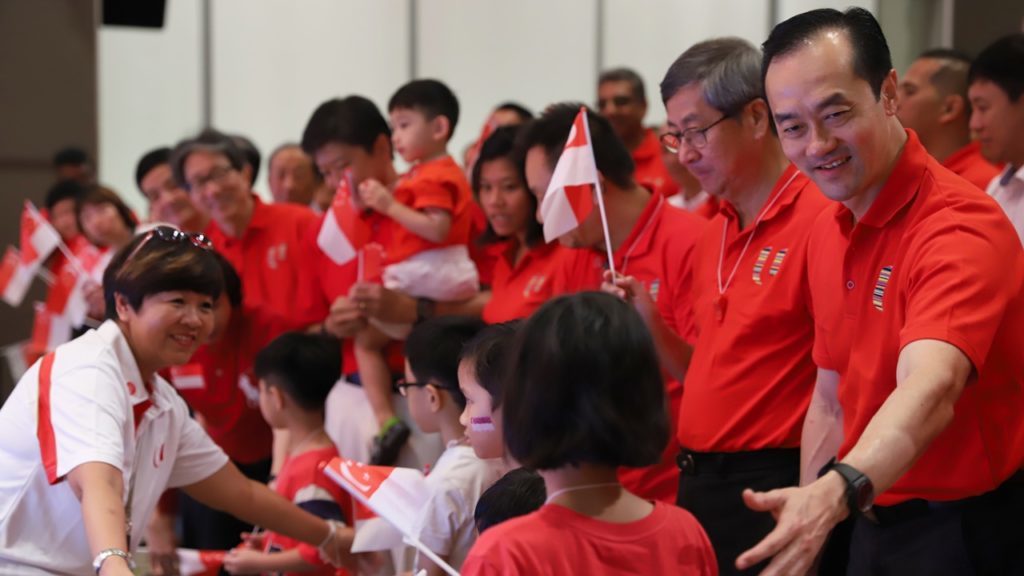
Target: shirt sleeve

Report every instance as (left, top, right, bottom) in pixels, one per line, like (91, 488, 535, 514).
(658, 224, 700, 345)
(408, 177, 457, 212)
(47, 363, 129, 484)
(411, 478, 468, 556)
(166, 402, 230, 488)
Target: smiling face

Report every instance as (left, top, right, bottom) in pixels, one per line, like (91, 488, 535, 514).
(79, 202, 130, 249)
(969, 79, 1024, 166)
(116, 290, 214, 375)
(765, 30, 902, 217)
(141, 163, 204, 231)
(183, 150, 251, 229)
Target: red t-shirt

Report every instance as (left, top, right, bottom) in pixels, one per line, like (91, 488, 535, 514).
(942, 141, 1002, 191)
(468, 201, 498, 287)
(808, 130, 1024, 505)
(633, 128, 680, 198)
(388, 156, 475, 264)
(679, 165, 829, 452)
(551, 192, 706, 502)
(203, 196, 316, 319)
(461, 501, 718, 575)
(265, 445, 352, 576)
(481, 241, 565, 324)
(171, 307, 300, 464)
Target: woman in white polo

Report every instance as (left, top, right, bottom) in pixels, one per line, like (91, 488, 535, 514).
(0, 227, 350, 576)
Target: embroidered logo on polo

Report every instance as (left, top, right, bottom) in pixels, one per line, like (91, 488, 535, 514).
(872, 266, 893, 311)
(522, 275, 549, 297)
(768, 249, 788, 277)
(266, 243, 287, 270)
(648, 279, 661, 302)
(751, 247, 773, 285)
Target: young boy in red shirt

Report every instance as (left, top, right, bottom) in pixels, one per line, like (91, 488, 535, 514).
(354, 79, 479, 465)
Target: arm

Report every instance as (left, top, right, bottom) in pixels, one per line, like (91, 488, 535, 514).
(349, 282, 489, 324)
(359, 178, 452, 243)
(737, 339, 971, 575)
(66, 462, 135, 576)
(224, 548, 315, 574)
(417, 553, 451, 576)
(799, 368, 843, 486)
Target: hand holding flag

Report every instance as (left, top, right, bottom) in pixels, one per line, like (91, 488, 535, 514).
(318, 171, 370, 265)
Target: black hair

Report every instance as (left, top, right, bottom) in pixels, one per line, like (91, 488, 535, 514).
(404, 316, 486, 410)
(53, 146, 90, 168)
(599, 67, 647, 104)
(301, 96, 393, 157)
(470, 127, 543, 247)
(516, 102, 634, 188)
(170, 128, 248, 190)
(968, 33, 1024, 102)
(494, 102, 534, 124)
(231, 134, 261, 186)
(388, 79, 460, 140)
(209, 250, 243, 308)
(103, 228, 223, 320)
(502, 292, 668, 470)
(254, 332, 342, 412)
(76, 185, 138, 243)
(135, 147, 172, 191)
(45, 179, 86, 211)
(459, 320, 521, 409)
(762, 7, 893, 99)
(474, 468, 546, 534)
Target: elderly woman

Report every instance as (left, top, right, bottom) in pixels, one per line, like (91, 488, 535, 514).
(0, 227, 350, 575)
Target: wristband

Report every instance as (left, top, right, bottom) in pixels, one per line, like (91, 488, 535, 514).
(93, 548, 133, 574)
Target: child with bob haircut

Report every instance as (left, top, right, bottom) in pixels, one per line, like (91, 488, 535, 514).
(461, 292, 717, 575)
(457, 320, 520, 461)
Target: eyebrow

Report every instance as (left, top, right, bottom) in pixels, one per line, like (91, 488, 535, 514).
(774, 92, 851, 124)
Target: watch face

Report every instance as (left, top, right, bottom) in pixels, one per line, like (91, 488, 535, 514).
(854, 476, 875, 512)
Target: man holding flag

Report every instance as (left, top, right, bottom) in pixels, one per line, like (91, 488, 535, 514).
(518, 103, 706, 504)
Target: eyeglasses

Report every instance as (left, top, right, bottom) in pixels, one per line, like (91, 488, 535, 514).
(397, 378, 428, 397)
(124, 225, 213, 263)
(660, 113, 733, 154)
(186, 164, 235, 191)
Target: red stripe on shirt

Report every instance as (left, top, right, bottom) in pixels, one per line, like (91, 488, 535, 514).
(37, 352, 60, 485)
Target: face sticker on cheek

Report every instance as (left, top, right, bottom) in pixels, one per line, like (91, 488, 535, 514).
(470, 416, 496, 432)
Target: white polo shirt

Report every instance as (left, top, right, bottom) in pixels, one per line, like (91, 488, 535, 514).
(987, 164, 1024, 246)
(0, 321, 228, 575)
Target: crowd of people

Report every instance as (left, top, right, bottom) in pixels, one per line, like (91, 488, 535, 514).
(1, 7, 1023, 576)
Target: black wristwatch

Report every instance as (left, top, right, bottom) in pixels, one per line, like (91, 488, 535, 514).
(415, 297, 436, 324)
(819, 458, 875, 514)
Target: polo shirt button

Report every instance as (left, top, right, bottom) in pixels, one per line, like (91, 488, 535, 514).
(846, 280, 855, 290)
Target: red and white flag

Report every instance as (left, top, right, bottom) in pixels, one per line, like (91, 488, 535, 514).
(539, 107, 601, 242)
(322, 458, 429, 553)
(464, 112, 500, 178)
(317, 171, 370, 265)
(20, 201, 62, 272)
(0, 246, 34, 307)
(45, 265, 89, 326)
(177, 549, 225, 576)
(25, 302, 72, 366)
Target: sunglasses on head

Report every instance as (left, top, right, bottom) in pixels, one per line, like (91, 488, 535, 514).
(125, 225, 213, 263)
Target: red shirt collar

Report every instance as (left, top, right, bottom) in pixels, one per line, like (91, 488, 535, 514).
(835, 129, 925, 229)
(612, 190, 664, 261)
(632, 128, 661, 163)
(941, 141, 982, 172)
(718, 164, 805, 232)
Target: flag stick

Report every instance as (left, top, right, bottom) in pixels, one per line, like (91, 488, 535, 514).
(580, 108, 617, 278)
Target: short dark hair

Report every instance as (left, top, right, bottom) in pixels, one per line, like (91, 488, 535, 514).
(503, 292, 668, 470)
(474, 468, 546, 534)
(599, 67, 647, 103)
(210, 250, 243, 308)
(103, 228, 224, 320)
(660, 37, 764, 115)
(135, 147, 172, 191)
(45, 179, 86, 210)
(388, 79, 460, 140)
(53, 146, 90, 168)
(516, 103, 634, 188)
(470, 127, 543, 247)
(76, 185, 138, 243)
(459, 320, 521, 409)
(170, 128, 247, 190)
(494, 102, 534, 124)
(254, 332, 342, 412)
(232, 134, 261, 186)
(762, 7, 893, 99)
(916, 48, 974, 116)
(968, 33, 1024, 102)
(405, 316, 486, 410)
(301, 96, 392, 157)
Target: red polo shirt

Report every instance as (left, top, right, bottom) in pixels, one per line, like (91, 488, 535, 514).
(942, 141, 1001, 191)
(482, 240, 565, 324)
(388, 156, 475, 264)
(204, 196, 316, 319)
(633, 128, 680, 198)
(679, 165, 828, 452)
(808, 130, 1024, 505)
(551, 192, 706, 503)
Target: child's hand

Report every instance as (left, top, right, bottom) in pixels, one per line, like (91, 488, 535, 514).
(223, 548, 268, 574)
(358, 179, 395, 215)
(239, 530, 266, 550)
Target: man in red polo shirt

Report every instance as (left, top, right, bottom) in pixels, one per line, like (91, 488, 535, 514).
(741, 8, 1024, 575)
(897, 48, 1001, 189)
(172, 129, 317, 319)
(598, 68, 678, 199)
(607, 38, 829, 576)
(518, 102, 705, 505)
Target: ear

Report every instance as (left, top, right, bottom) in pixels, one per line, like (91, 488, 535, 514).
(747, 98, 772, 138)
(938, 94, 965, 125)
(431, 116, 452, 143)
(267, 384, 285, 413)
(374, 133, 392, 157)
(114, 292, 134, 322)
(881, 70, 900, 116)
(241, 164, 254, 186)
(426, 384, 444, 413)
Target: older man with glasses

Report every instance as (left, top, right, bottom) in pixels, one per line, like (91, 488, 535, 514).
(647, 37, 830, 575)
(171, 129, 317, 320)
